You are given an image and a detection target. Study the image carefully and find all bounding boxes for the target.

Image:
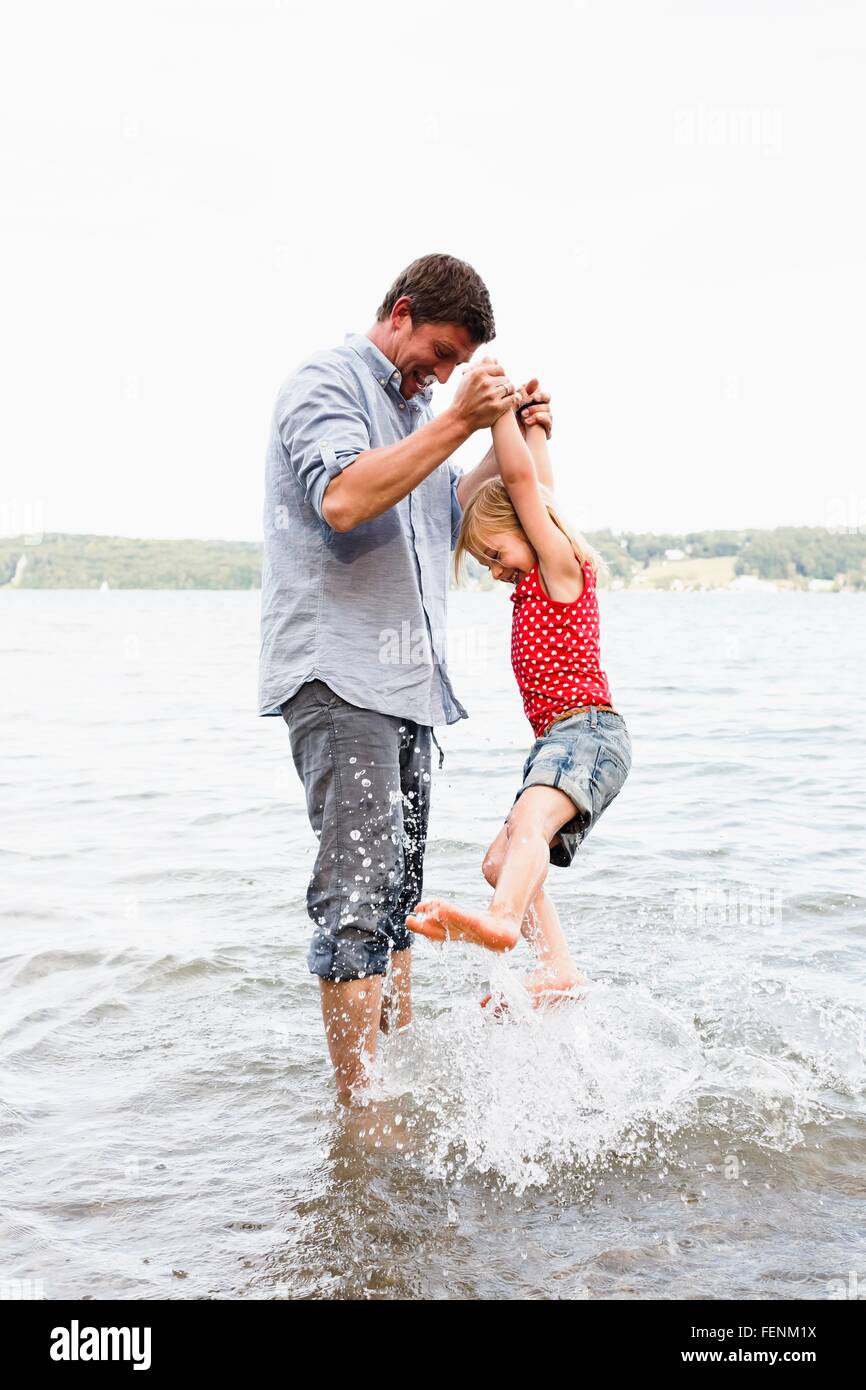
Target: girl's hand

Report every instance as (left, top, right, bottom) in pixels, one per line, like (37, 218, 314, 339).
(516, 377, 553, 439)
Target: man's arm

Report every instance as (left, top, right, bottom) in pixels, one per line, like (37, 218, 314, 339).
(455, 442, 498, 511)
(323, 411, 470, 532)
(322, 359, 516, 532)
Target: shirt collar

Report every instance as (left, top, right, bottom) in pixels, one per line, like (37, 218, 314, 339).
(344, 331, 434, 409)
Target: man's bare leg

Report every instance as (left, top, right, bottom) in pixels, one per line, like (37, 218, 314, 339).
(319, 974, 384, 1104)
(407, 787, 577, 950)
(379, 947, 412, 1034)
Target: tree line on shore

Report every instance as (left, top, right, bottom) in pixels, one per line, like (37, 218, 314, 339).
(588, 526, 866, 586)
(0, 528, 864, 590)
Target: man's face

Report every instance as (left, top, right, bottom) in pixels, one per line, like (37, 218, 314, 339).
(390, 306, 479, 399)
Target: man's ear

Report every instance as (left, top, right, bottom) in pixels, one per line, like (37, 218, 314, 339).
(391, 296, 413, 329)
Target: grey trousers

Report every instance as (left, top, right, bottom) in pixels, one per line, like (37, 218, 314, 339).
(281, 680, 432, 981)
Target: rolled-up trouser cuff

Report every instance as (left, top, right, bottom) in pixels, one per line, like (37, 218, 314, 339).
(308, 923, 407, 982)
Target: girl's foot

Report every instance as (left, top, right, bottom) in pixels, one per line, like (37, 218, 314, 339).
(406, 897, 521, 951)
(480, 967, 586, 1015)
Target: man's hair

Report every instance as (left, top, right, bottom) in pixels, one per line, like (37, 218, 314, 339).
(375, 253, 495, 344)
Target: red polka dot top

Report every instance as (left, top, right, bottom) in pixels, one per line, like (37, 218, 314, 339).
(510, 559, 614, 738)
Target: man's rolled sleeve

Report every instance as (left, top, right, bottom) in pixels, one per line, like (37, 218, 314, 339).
(280, 364, 372, 523)
(448, 460, 464, 550)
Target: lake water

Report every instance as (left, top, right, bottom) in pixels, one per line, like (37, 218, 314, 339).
(1, 588, 864, 1301)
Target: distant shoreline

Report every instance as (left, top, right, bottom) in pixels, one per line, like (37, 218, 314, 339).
(1, 530, 863, 593)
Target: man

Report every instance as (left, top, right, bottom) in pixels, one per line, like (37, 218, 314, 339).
(259, 253, 551, 1101)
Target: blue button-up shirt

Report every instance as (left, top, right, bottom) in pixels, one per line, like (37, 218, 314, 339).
(258, 332, 469, 727)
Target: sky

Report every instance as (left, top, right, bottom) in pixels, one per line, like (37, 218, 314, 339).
(2, 0, 865, 541)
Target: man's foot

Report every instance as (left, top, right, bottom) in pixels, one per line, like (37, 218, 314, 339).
(406, 897, 521, 952)
(480, 967, 586, 1015)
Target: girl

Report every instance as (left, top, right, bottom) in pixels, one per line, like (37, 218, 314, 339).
(406, 374, 632, 1007)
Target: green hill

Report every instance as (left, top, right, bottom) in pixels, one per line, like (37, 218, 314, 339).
(1, 528, 864, 591)
(0, 534, 262, 590)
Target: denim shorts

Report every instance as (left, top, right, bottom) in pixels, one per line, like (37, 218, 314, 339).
(281, 680, 431, 982)
(512, 707, 632, 868)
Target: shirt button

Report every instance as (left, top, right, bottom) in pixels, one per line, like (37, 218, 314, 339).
(399, 403, 405, 409)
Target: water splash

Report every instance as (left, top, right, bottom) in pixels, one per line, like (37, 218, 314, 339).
(366, 949, 863, 1194)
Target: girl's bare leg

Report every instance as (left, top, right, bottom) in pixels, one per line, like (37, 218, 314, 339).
(486, 818, 583, 987)
(407, 787, 578, 951)
(480, 890, 585, 1008)
(520, 890, 585, 994)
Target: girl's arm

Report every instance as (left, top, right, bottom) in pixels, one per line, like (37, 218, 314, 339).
(491, 408, 583, 600)
(522, 417, 554, 490)
(489, 416, 553, 491)
(455, 442, 498, 510)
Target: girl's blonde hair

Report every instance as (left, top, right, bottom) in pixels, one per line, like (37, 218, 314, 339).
(453, 478, 605, 584)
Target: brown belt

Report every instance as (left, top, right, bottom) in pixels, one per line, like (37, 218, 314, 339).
(544, 703, 617, 736)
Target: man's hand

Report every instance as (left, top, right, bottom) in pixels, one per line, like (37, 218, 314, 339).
(516, 377, 553, 439)
(450, 356, 516, 432)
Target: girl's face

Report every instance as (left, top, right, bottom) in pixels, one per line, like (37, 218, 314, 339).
(475, 529, 537, 585)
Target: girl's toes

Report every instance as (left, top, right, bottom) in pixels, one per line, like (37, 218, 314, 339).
(407, 915, 444, 942)
(480, 991, 509, 1020)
